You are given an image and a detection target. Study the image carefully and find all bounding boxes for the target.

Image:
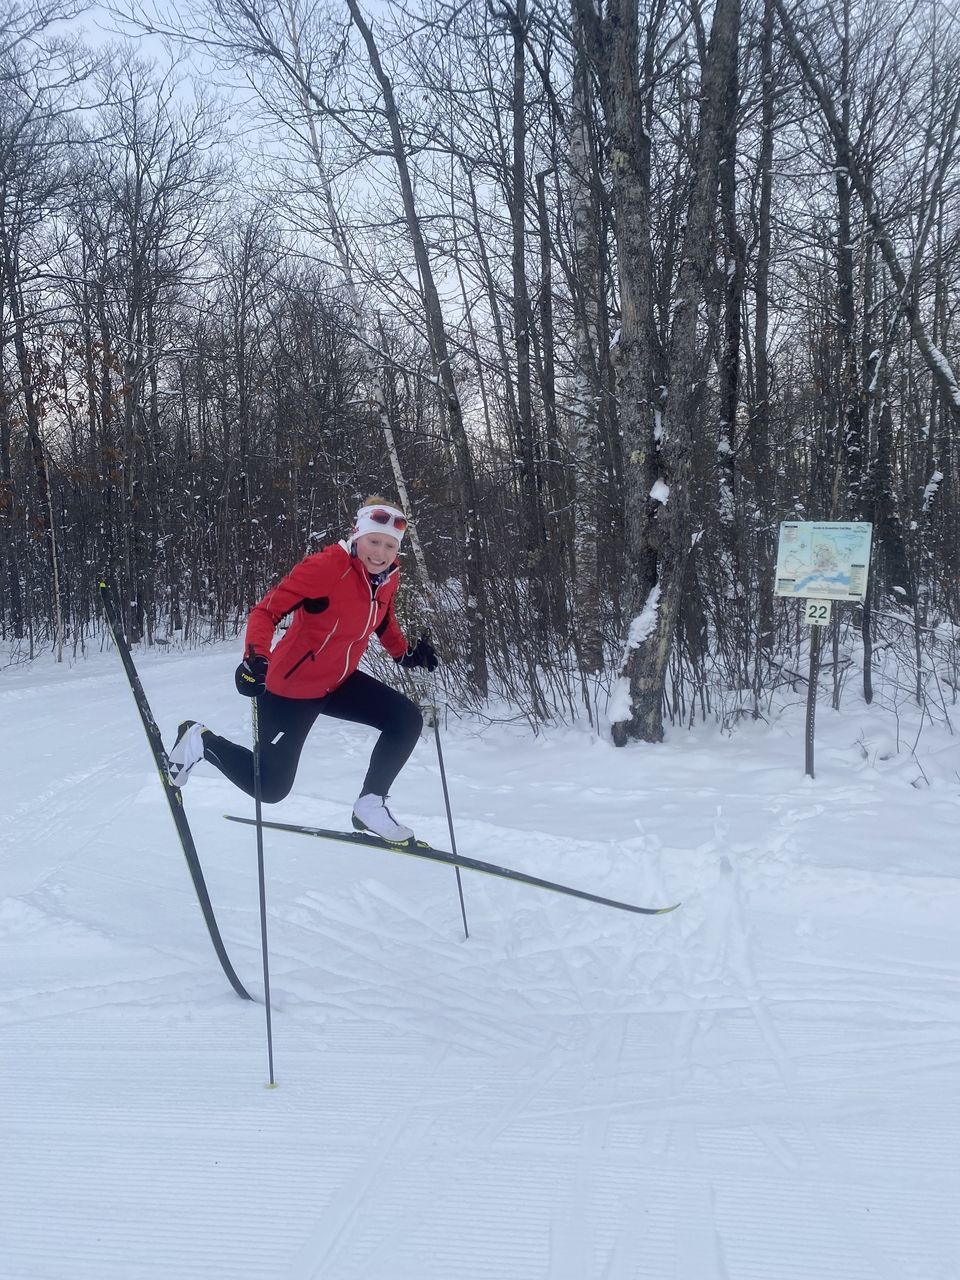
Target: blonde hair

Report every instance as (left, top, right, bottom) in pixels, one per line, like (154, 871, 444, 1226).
(361, 493, 400, 509)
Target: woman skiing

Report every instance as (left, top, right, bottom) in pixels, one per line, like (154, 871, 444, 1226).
(166, 497, 437, 842)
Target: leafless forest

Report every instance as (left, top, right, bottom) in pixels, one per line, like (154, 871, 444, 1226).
(2, 0, 958, 738)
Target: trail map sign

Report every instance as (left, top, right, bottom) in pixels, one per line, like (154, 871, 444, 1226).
(773, 520, 873, 780)
(774, 521, 873, 601)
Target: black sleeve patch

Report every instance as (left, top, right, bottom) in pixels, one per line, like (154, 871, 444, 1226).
(303, 596, 330, 614)
(375, 614, 390, 637)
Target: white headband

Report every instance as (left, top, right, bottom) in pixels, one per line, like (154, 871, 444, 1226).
(350, 503, 407, 545)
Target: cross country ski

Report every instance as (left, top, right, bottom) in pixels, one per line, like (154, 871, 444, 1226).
(223, 814, 681, 916)
(99, 582, 252, 1000)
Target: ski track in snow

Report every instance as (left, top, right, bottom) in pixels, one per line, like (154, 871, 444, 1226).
(2, 645, 960, 1278)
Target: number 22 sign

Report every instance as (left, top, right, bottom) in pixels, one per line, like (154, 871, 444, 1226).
(803, 599, 832, 626)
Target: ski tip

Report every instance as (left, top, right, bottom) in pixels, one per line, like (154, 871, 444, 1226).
(655, 902, 682, 914)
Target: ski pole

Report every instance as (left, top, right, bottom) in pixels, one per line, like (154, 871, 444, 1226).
(252, 699, 277, 1086)
(428, 677, 469, 940)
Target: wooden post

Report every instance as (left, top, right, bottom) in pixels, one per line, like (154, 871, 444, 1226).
(804, 624, 822, 778)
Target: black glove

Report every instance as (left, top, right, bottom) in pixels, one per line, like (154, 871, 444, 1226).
(235, 649, 268, 697)
(396, 634, 438, 672)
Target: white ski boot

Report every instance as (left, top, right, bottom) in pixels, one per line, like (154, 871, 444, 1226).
(352, 794, 414, 843)
(167, 720, 208, 788)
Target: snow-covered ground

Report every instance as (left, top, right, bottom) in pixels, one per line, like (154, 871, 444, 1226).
(2, 640, 959, 1279)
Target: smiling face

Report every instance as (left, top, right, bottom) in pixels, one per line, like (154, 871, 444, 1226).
(354, 531, 400, 575)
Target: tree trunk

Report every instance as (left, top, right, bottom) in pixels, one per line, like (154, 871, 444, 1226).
(567, 26, 604, 670)
(283, 0, 435, 608)
(571, 0, 664, 738)
(614, 0, 741, 742)
(347, 0, 488, 694)
(507, 0, 544, 586)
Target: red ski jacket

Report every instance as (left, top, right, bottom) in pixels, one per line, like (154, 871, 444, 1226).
(244, 543, 408, 699)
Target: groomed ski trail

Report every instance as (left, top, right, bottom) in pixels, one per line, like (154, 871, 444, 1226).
(1, 644, 959, 1278)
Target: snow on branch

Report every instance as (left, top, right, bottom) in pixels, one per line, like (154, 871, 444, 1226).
(608, 584, 662, 723)
(928, 345, 960, 410)
(922, 470, 944, 511)
(623, 584, 662, 656)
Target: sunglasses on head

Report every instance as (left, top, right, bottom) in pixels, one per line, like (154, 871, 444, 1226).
(368, 509, 407, 532)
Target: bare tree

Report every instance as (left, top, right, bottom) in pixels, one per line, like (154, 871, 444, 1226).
(774, 0, 960, 428)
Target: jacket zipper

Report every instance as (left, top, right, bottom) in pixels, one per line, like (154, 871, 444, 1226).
(283, 620, 338, 679)
(338, 600, 376, 686)
(283, 651, 313, 680)
(337, 579, 383, 686)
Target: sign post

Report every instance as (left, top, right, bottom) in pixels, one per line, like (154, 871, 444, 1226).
(804, 625, 822, 778)
(774, 521, 873, 778)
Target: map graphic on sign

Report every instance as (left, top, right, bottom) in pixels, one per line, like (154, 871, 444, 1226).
(774, 521, 873, 600)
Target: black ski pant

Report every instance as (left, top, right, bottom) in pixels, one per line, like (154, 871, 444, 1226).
(202, 671, 423, 804)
